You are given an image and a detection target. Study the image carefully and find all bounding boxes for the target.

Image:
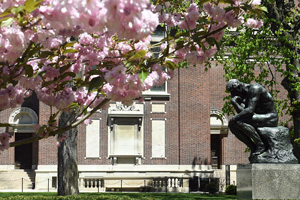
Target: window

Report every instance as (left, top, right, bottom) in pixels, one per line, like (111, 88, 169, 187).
(52, 177, 57, 188)
(142, 26, 169, 96)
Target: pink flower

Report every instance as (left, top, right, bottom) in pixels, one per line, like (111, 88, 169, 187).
(84, 118, 93, 125)
(252, 0, 261, 5)
(245, 18, 263, 29)
(79, 33, 93, 45)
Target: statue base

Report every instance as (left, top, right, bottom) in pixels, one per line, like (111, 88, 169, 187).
(251, 126, 297, 163)
(237, 164, 300, 200)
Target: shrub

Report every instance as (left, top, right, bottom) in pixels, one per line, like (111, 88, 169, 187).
(205, 182, 218, 194)
(225, 185, 237, 195)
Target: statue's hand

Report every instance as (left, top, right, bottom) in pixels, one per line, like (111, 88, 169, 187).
(232, 96, 242, 103)
(231, 116, 237, 123)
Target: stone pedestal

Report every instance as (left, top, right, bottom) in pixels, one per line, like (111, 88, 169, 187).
(237, 164, 300, 200)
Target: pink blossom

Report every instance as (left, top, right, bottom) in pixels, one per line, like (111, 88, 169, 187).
(79, 33, 93, 45)
(252, 0, 261, 5)
(84, 118, 93, 125)
(245, 18, 263, 29)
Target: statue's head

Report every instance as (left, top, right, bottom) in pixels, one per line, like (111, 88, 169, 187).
(226, 79, 242, 92)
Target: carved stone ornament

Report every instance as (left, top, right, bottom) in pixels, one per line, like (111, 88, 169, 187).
(210, 109, 228, 126)
(112, 102, 140, 112)
(8, 107, 38, 133)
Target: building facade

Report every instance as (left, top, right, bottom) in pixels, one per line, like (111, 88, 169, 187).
(0, 62, 252, 192)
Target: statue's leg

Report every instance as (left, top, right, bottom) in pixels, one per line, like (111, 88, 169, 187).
(252, 113, 278, 127)
(236, 121, 265, 155)
(228, 120, 256, 153)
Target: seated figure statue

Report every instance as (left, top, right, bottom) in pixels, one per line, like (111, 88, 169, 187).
(226, 79, 279, 161)
(227, 79, 297, 163)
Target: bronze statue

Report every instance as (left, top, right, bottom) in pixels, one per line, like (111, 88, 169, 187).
(227, 79, 297, 163)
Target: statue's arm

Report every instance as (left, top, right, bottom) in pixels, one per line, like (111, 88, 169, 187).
(232, 86, 260, 121)
(231, 96, 245, 113)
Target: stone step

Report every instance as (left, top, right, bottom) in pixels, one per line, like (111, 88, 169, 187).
(0, 170, 35, 190)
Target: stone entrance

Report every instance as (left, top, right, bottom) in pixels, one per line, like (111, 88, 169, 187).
(9, 107, 39, 170)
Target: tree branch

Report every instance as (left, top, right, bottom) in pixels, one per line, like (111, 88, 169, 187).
(9, 98, 110, 147)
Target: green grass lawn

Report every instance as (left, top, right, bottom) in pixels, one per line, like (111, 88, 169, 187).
(0, 192, 237, 200)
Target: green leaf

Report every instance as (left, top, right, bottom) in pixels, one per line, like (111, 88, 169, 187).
(256, 5, 268, 13)
(128, 50, 146, 61)
(11, 6, 25, 15)
(63, 49, 79, 54)
(39, 51, 55, 58)
(60, 72, 76, 80)
(42, 80, 55, 88)
(165, 60, 176, 70)
(175, 31, 190, 38)
(219, 0, 234, 4)
(1, 18, 14, 27)
(59, 65, 71, 74)
(0, 7, 12, 18)
(198, 0, 210, 5)
(26, 44, 41, 59)
(23, 65, 33, 77)
(88, 69, 102, 76)
(68, 103, 79, 110)
(206, 37, 217, 46)
(24, 0, 43, 13)
(64, 41, 77, 48)
(139, 70, 148, 83)
(88, 76, 104, 92)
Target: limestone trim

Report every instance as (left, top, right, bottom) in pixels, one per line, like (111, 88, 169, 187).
(150, 102, 167, 114)
(210, 109, 228, 134)
(85, 118, 101, 159)
(8, 107, 38, 133)
(150, 118, 167, 159)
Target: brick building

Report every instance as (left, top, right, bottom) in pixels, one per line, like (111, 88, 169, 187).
(0, 61, 251, 192)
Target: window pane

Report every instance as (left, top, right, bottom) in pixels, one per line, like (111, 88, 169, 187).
(150, 82, 166, 92)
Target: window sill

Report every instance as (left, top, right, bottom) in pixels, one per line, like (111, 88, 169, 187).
(142, 92, 170, 100)
(108, 154, 143, 158)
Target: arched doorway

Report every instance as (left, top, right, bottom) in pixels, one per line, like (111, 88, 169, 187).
(9, 107, 38, 169)
(210, 109, 228, 169)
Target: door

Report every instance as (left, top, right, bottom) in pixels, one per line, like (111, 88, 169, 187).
(15, 133, 33, 169)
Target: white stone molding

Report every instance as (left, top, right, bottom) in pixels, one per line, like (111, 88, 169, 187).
(8, 107, 38, 133)
(108, 102, 144, 117)
(210, 109, 228, 134)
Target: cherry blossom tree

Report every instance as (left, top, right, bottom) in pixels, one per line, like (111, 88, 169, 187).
(0, 0, 265, 195)
(0, 0, 265, 149)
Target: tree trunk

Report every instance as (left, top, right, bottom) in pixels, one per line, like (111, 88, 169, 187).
(58, 111, 79, 196)
(264, 0, 300, 163)
(292, 111, 300, 163)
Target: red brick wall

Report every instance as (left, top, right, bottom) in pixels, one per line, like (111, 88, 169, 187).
(210, 62, 252, 165)
(178, 67, 211, 165)
(38, 103, 58, 165)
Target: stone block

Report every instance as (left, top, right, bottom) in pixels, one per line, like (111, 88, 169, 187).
(255, 126, 297, 163)
(237, 164, 300, 200)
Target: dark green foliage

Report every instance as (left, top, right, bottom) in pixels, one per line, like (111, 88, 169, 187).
(205, 182, 218, 194)
(0, 192, 237, 200)
(0, 195, 145, 200)
(225, 185, 237, 195)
